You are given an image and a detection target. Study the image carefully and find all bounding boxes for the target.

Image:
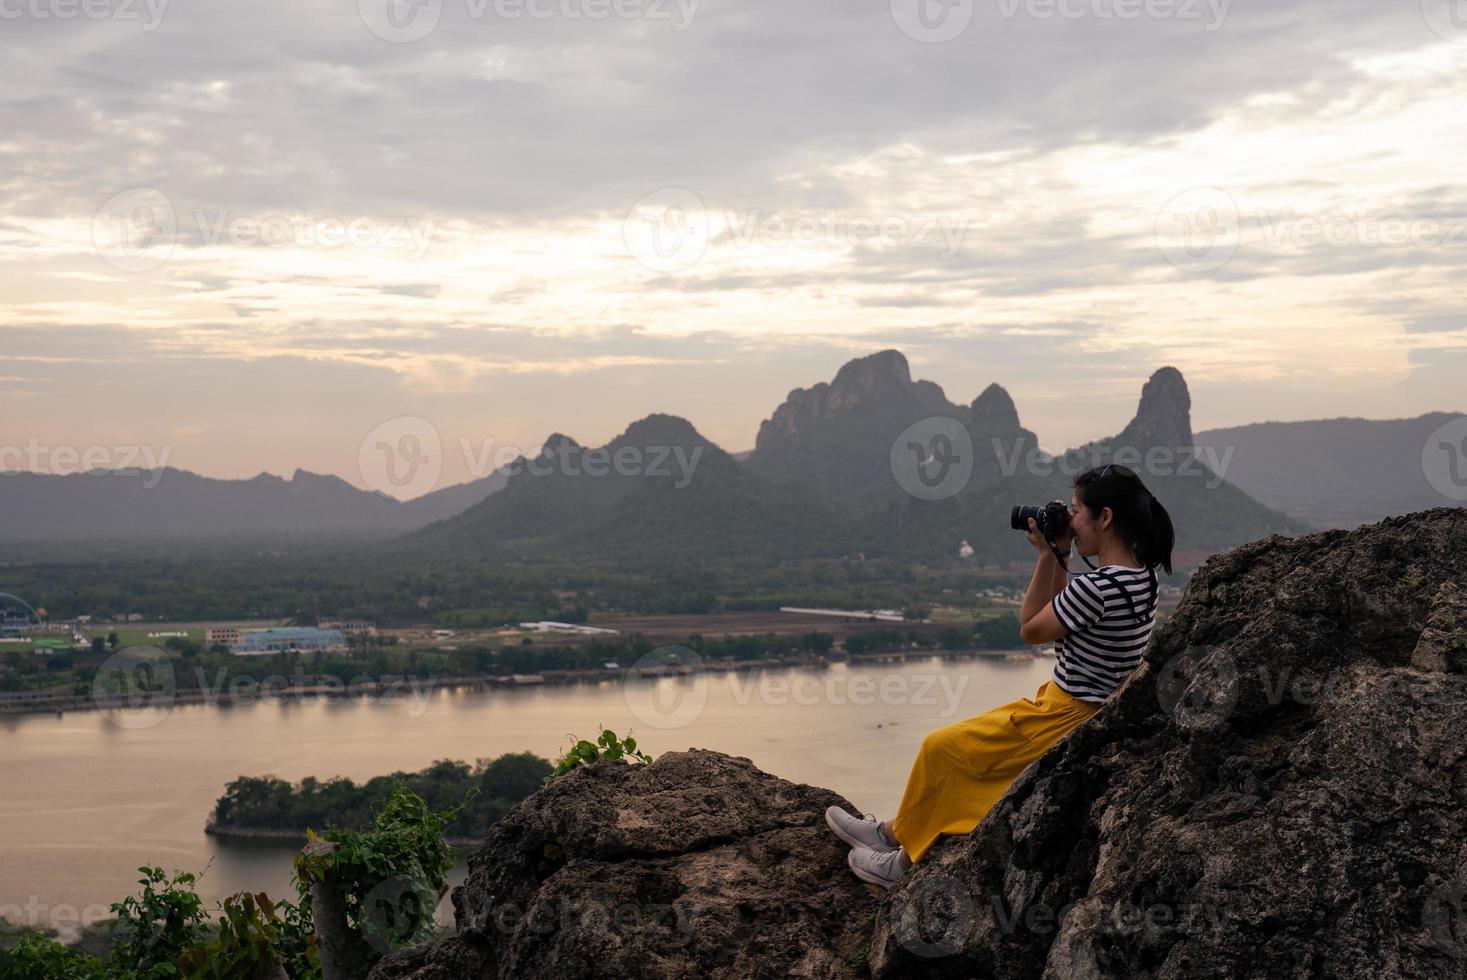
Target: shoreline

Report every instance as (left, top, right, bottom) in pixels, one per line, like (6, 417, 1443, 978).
(204, 823, 482, 849)
(0, 647, 1050, 718)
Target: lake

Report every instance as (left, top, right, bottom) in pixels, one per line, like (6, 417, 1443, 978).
(0, 654, 1053, 939)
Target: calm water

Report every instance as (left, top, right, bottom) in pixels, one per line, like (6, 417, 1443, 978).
(0, 655, 1052, 938)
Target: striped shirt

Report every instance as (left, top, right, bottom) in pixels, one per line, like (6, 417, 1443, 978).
(1050, 564, 1157, 703)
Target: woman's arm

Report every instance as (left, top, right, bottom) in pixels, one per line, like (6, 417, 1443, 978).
(1019, 517, 1071, 645)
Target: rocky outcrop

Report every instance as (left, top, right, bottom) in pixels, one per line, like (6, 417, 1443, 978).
(1114, 365, 1194, 452)
(376, 507, 1467, 979)
(369, 751, 879, 979)
(868, 506, 1467, 978)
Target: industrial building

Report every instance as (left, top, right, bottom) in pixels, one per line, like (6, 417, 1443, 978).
(231, 627, 346, 655)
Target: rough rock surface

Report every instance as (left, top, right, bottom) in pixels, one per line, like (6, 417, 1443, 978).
(375, 509, 1467, 979)
(369, 750, 880, 979)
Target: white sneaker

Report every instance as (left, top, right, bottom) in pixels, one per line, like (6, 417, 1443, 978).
(825, 806, 899, 852)
(847, 844, 912, 889)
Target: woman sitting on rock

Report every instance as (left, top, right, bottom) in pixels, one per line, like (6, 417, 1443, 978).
(828, 463, 1175, 888)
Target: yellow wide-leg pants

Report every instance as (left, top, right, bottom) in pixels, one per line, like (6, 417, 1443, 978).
(890, 678, 1099, 863)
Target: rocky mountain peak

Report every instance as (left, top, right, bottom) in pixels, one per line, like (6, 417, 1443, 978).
(1116, 365, 1193, 449)
(969, 382, 1022, 434)
(828, 348, 913, 399)
(614, 413, 708, 450)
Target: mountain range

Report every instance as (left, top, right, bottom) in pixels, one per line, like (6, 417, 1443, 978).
(408, 351, 1300, 566)
(3, 351, 1459, 557)
(0, 466, 507, 542)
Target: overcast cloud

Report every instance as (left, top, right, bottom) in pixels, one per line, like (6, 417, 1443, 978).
(4, 0, 1466, 493)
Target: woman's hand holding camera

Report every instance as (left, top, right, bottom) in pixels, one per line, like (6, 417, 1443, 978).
(1026, 500, 1075, 557)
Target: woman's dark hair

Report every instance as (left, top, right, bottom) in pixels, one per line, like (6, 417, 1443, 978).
(1073, 463, 1175, 574)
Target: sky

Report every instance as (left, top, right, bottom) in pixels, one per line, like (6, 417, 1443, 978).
(3, 0, 1467, 497)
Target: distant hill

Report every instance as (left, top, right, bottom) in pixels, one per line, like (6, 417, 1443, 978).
(410, 414, 856, 561)
(0, 467, 507, 542)
(1195, 413, 1467, 528)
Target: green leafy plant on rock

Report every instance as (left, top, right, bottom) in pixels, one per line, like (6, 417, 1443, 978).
(545, 727, 652, 785)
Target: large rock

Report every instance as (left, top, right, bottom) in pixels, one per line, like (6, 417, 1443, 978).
(369, 750, 881, 979)
(871, 507, 1467, 979)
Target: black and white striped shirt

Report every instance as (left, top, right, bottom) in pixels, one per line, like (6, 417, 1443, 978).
(1050, 564, 1157, 703)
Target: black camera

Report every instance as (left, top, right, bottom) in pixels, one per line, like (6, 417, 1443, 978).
(1010, 501, 1070, 539)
